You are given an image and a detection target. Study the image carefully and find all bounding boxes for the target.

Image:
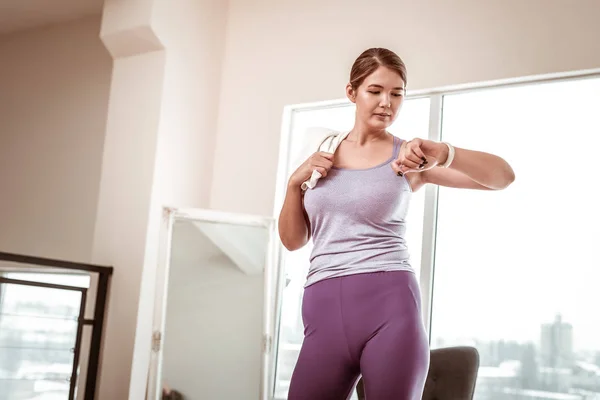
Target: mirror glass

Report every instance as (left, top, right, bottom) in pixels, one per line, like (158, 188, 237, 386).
(158, 216, 271, 400)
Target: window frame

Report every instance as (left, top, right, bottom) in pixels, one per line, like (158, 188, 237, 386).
(270, 68, 600, 399)
(0, 251, 113, 400)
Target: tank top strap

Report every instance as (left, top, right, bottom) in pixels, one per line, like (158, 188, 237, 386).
(392, 136, 402, 159)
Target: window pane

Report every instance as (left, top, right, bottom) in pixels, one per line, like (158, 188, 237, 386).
(0, 275, 84, 400)
(274, 98, 430, 398)
(430, 77, 600, 399)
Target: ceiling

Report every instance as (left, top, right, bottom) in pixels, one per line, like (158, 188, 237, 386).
(0, 0, 104, 36)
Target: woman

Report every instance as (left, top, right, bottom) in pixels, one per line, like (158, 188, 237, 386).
(278, 48, 515, 400)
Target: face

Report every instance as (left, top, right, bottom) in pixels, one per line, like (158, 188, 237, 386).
(346, 66, 406, 131)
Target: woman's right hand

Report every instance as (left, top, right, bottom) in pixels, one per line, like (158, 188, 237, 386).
(288, 151, 334, 188)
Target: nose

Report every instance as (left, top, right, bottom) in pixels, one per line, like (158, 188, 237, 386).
(379, 94, 391, 108)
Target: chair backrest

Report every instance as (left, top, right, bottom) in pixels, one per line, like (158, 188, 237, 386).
(422, 346, 479, 400)
(355, 346, 479, 400)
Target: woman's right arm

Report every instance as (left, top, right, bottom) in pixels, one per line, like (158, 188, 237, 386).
(278, 184, 311, 251)
(278, 151, 334, 251)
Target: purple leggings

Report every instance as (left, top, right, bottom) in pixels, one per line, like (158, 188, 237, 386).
(288, 271, 430, 400)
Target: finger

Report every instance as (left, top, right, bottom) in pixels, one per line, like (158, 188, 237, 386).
(313, 158, 334, 169)
(391, 160, 413, 176)
(391, 165, 403, 176)
(315, 155, 334, 166)
(315, 166, 328, 178)
(411, 145, 428, 164)
(407, 149, 430, 169)
(317, 152, 334, 160)
(392, 164, 413, 177)
(396, 158, 421, 170)
(404, 152, 423, 166)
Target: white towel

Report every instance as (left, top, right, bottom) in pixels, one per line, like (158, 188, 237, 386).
(300, 129, 351, 191)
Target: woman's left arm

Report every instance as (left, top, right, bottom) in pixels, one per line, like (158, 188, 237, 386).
(421, 140, 515, 190)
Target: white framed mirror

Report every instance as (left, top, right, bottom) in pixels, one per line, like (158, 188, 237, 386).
(146, 207, 280, 400)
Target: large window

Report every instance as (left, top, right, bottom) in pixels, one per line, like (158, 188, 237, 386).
(274, 98, 431, 399)
(430, 77, 600, 399)
(274, 74, 600, 400)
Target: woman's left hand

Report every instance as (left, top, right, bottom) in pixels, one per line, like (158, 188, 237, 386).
(391, 138, 439, 176)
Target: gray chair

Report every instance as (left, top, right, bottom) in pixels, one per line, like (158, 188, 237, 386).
(356, 346, 479, 400)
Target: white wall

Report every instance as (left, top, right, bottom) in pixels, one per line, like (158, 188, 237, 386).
(162, 221, 265, 400)
(95, 1, 229, 398)
(0, 16, 112, 262)
(210, 0, 600, 216)
(151, 0, 227, 209)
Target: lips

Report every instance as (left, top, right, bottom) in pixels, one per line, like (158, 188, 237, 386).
(374, 113, 391, 117)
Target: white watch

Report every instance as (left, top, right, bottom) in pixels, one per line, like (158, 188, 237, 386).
(439, 142, 455, 168)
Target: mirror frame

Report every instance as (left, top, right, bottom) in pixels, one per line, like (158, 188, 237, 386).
(146, 206, 279, 400)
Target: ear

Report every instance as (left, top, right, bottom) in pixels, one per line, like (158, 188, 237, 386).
(346, 83, 356, 103)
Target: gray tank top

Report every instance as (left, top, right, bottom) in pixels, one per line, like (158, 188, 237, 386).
(303, 135, 414, 287)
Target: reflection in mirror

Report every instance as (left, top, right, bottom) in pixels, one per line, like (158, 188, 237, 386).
(158, 217, 271, 400)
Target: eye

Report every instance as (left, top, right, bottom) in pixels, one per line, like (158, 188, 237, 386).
(392, 93, 404, 97)
(368, 91, 381, 95)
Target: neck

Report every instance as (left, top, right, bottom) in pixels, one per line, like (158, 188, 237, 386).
(348, 121, 387, 145)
